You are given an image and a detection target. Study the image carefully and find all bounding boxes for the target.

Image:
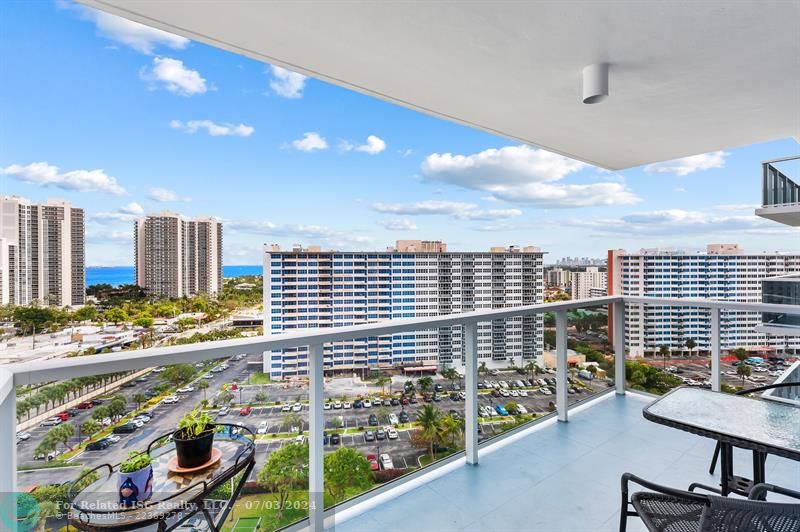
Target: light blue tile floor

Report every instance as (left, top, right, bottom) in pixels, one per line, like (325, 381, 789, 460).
(332, 392, 799, 532)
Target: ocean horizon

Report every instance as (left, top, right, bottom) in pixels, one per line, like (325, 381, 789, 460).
(86, 265, 261, 287)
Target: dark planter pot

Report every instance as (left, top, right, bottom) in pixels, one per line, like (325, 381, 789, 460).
(173, 426, 215, 469)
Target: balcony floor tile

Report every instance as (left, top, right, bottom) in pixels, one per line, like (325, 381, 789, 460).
(332, 392, 800, 532)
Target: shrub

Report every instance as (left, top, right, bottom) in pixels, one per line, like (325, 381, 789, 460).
(372, 468, 411, 483)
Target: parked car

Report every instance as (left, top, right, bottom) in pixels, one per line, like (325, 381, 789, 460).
(495, 405, 509, 416)
(105, 434, 121, 444)
(379, 454, 394, 470)
(281, 404, 291, 412)
(257, 421, 268, 434)
(434, 384, 444, 392)
(113, 423, 137, 434)
(330, 433, 341, 445)
(333, 401, 342, 409)
(368, 414, 379, 426)
(66, 408, 79, 417)
(218, 406, 230, 416)
(91, 399, 104, 406)
(54, 412, 70, 421)
(388, 413, 399, 425)
(323, 432, 330, 445)
(364, 430, 375, 442)
(376, 428, 386, 440)
(387, 427, 398, 440)
(292, 403, 303, 412)
(367, 454, 379, 471)
(343, 402, 351, 409)
(353, 399, 363, 408)
(400, 397, 409, 405)
(390, 398, 400, 406)
(295, 434, 305, 444)
(324, 402, 332, 410)
(202, 373, 214, 379)
(409, 395, 417, 404)
(239, 406, 252, 416)
(16, 431, 30, 441)
(41, 417, 62, 426)
(85, 439, 110, 451)
(162, 395, 179, 404)
(362, 400, 372, 408)
(76, 401, 94, 410)
(176, 385, 195, 393)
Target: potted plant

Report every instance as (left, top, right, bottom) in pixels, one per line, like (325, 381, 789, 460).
(173, 410, 219, 469)
(118, 452, 153, 505)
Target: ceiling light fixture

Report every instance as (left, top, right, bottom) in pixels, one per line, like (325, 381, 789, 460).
(582, 63, 608, 104)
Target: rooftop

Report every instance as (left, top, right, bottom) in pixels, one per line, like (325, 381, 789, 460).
(332, 392, 800, 532)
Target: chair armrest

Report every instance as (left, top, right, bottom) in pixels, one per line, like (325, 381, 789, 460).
(749, 483, 800, 501)
(688, 482, 721, 495)
(622, 473, 708, 504)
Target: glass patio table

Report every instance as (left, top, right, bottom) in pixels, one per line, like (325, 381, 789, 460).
(68, 424, 255, 531)
(643, 386, 800, 496)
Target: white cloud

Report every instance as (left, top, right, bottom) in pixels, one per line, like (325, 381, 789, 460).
(563, 207, 798, 237)
(170, 119, 254, 137)
(269, 66, 307, 99)
(92, 11, 189, 55)
(421, 145, 639, 207)
(1, 161, 126, 195)
(341, 135, 386, 155)
(378, 219, 417, 231)
(228, 220, 372, 249)
(141, 57, 207, 96)
(291, 132, 328, 152)
(372, 200, 522, 221)
(644, 150, 729, 176)
(93, 202, 145, 223)
(148, 187, 191, 202)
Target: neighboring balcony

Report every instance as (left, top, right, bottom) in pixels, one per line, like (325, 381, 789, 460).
(1, 295, 798, 532)
(754, 155, 800, 226)
(761, 274, 800, 336)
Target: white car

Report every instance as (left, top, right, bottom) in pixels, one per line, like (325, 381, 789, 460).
(152, 367, 166, 373)
(386, 427, 398, 440)
(101, 417, 112, 426)
(292, 403, 303, 412)
(388, 413, 399, 425)
(343, 402, 352, 409)
(281, 404, 291, 412)
(257, 421, 268, 434)
(195, 363, 205, 369)
(323, 402, 332, 410)
(162, 395, 179, 404)
(509, 390, 519, 397)
(218, 407, 230, 416)
(41, 417, 62, 426)
(132, 420, 144, 428)
(379, 453, 394, 470)
(333, 401, 342, 409)
(500, 389, 510, 397)
(134, 415, 151, 424)
(295, 434, 305, 444)
(176, 386, 195, 393)
(202, 373, 214, 379)
(516, 405, 528, 414)
(363, 400, 372, 408)
(16, 431, 31, 441)
(105, 434, 121, 444)
(541, 389, 552, 396)
(518, 390, 528, 397)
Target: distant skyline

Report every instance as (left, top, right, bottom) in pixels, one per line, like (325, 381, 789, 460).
(1, 1, 798, 267)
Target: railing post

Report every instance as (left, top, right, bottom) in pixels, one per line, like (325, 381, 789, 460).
(555, 310, 568, 422)
(464, 322, 479, 465)
(308, 344, 324, 532)
(710, 308, 721, 392)
(613, 300, 626, 395)
(0, 369, 17, 494)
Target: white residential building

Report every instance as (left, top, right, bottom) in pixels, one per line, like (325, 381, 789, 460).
(609, 244, 800, 357)
(263, 242, 544, 380)
(134, 213, 222, 298)
(571, 267, 607, 299)
(0, 196, 85, 306)
(546, 268, 572, 290)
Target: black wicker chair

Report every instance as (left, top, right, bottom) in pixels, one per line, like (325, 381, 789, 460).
(620, 472, 800, 532)
(708, 381, 800, 475)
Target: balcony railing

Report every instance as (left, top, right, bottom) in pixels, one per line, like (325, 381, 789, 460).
(762, 155, 800, 207)
(1, 295, 799, 531)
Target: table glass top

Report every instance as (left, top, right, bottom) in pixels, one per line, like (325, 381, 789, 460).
(645, 387, 800, 455)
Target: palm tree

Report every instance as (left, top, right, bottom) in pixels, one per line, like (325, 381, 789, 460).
(375, 376, 391, 395)
(132, 393, 147, 410)
(439, 414, 464, 448)
(417, 376, 433, 394)
(524, 361, 537, 381)
(658, 344, 670, 370)
(197, 379, 210, 401)
(685, 338, 697, 358)
(281, 412, 303, 432)
(478, 362, 488, 377)
(415, 404, 443, 460)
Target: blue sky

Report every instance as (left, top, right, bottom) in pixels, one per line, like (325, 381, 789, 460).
(1, 1, 798, 266)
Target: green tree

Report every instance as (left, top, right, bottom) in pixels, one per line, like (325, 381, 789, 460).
(737, 363, 752, 384)
(53, 422, 75, 451)
(281, 412, 303, 432)
(376, 406, 391, 423)
(81, 420, 102, 440)
(478, 362, 488, 377)
(329, 416, 343, 430)
(104, 307, 128, 325)
(74, 305, 98, 323)
(439, 413, 464, 448)
(257, 442, 308, 521)
(586, 365, 598, 376)
(686, 338, 697, 358)
(733, 347, 748, 363)
(161, 364, 195, 387)
(217, 390, 234, 405)
(375, 376, 391, 395)
(133, 316, 154, 328)
(92, 405, 110, 422)
(417, 376, 433, 394)
(107, 395, 127, 420)
(415, 404, 443, 460)
(197, 379, 210, 401)
(505, 401, 520, 415)
(658, 344, 670, 370)
(324, 447, 372, 503)
(132, 393, 147, 410)
(441, 368, 460, 386)
(34, 436, 57, 460)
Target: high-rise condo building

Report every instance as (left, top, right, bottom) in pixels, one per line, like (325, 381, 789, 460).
(608, 244, 800, 357)
(571, 266, 607, 299)
(545, 268, 572, 291)
(0, 196, 85, 306)
(134, 212, 222, 298)
(264, 242, 545, 380)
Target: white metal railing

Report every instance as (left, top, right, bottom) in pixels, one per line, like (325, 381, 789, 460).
(1, 295, 799, 531)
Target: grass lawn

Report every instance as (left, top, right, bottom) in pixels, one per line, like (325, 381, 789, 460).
(246, 372, 271, 385)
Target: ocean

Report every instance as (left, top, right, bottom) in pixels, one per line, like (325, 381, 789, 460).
(86, 265, 261, 287)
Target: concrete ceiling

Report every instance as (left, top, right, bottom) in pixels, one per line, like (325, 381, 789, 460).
(80, 0, 800, 170)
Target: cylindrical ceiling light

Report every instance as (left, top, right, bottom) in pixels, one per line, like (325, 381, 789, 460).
(582, 63, 608, 104)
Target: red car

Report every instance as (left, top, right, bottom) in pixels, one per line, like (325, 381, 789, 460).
(239, 406, 251, 416)
(400, 397, 410, 405)
(76, 401, 94, 410)
(54, 412, 70, 421)
(366, 453, 379, 471)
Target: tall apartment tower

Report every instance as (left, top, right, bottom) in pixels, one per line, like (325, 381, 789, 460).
(571, 266, 607, 299)
(608, 244, 800, 357)
(0, 196, 85, 306)
(263, 242, 545, 381)
(134, 213, 222, 298)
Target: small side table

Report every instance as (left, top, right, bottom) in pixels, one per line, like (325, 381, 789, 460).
(68, 424, 255, 531)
